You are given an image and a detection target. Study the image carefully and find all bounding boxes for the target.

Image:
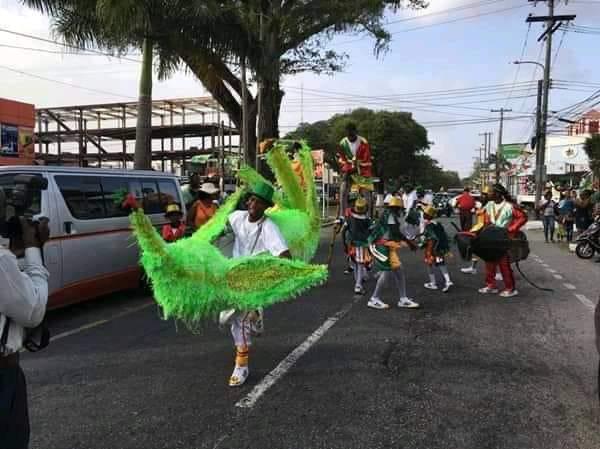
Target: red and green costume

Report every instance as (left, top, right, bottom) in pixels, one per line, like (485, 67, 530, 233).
(337, 136, 374, 191)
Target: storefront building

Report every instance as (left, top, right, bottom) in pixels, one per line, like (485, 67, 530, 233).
(0, 98, 35, 166)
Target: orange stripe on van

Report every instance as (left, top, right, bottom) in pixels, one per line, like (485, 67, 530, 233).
(48, 222, 169, 242)
(49, 267, 142, 309)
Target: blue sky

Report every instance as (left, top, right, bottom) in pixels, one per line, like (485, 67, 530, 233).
(0, 0, 599, 176)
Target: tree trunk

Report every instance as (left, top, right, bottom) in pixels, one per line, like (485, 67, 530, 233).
(258, 32, 283, 143)
(182, 51, 258, 167)
(134, 38, 153, 170)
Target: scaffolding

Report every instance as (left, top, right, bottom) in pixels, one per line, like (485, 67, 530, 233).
(34, 97, 240, 173)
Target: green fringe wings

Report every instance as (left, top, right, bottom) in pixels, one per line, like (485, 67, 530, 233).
(128, 138, 326, 325)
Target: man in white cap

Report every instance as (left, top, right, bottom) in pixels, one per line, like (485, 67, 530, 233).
(188, 182, 220, 230)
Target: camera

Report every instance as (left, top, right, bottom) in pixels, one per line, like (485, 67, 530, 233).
(0, 174, 48, 239)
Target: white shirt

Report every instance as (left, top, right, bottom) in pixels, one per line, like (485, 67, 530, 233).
(403, 190, 417, 211)
(348, 138, 361, 157)
(228, 211, 289, 258)
(0, 247, 49, 354)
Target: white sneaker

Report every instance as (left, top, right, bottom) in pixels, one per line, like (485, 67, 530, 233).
(442, 282, 454, 293)
(461, 267, 477, 274)
(499, 289, 519, 298)
(229, 365, 249, 387)
(495, 273, 503, 281)
(424, 282, 438, 290)
(398, 297, 420, 309)
(367, 297, 390, 310)
(354, 285, 365, 295)
(478, 286, 499, 294)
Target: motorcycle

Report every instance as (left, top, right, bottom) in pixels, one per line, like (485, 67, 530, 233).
(575, 216, 600, 259)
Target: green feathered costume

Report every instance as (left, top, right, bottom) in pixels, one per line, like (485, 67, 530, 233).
(129, 140, 326, 326)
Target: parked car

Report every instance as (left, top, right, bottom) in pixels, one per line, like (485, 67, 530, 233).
(0, 166, 185, 309)
(433, 192, 453, 217)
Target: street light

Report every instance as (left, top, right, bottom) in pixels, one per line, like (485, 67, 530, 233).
(513, 60, 547, 212)
(513, 60, 545, 71)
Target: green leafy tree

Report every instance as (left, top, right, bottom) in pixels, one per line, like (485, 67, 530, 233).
(584, 134, 600, 179)
(24, 0, 426, 167)
(286, 108, 459, 191)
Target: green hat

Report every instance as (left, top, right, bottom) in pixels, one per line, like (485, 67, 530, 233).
(250, 181, 274, 206)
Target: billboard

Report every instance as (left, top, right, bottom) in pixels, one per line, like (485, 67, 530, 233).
(0, 123, 18, 156)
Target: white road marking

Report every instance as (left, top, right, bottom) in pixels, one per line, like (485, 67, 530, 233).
(236, 300, 356, 409)
(574, 294, 595, 311)
(563, 283, 577, 290)
(541, 263, 550, 268)
(546, 268, 557, 273)
(51, 302, 153, 342)
(553, 274, 564, 280)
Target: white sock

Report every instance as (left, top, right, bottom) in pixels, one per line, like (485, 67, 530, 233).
(439, 265, 452, 284)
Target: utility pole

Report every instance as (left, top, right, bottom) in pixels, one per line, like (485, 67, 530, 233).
(479, 131, 492, 188)
(526, 0, 575, 207)
(490, 109, 512, 183)
(534, 79, 544, 212)
(476, 146, 483, 190)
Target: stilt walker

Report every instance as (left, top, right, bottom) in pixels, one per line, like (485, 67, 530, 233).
(337, 123, 374, 217)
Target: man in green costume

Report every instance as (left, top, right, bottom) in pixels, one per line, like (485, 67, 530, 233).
(221, 182, 292, 387)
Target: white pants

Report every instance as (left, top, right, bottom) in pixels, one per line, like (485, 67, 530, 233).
(231, 311, 253, 347)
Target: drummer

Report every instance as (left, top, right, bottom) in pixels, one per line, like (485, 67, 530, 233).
(477, 184, 527, 298)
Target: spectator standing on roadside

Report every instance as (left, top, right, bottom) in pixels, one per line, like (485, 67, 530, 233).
(575, 190, 594, 234)
(181, 173, 203, 210)
(454, 187, 476, 231)
(537, 190, 558, 243)
(161, 204, 186, 242)
(187, 182, 220, 231)
(0, 215, 49, 449)
(558, 190, 576, 243)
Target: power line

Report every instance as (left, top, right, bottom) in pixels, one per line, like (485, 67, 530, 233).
(385, 0, 507, 25)
(504, 23, 532, 108)
(336, 3, 528, 45)
(0, 27, 142, 63)
(551, 28, 568, 70)
(0, 63, 135, 99)
(0, 43, 101, 56)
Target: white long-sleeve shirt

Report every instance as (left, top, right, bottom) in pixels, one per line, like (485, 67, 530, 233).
(0, 246, 49, 354)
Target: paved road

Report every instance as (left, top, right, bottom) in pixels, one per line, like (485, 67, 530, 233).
(23, 224, 600, 449)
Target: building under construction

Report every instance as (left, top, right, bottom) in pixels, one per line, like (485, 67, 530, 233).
(34, 97, 240, 174)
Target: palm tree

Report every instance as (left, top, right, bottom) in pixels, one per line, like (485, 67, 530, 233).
(23, 0, 239, 170)
(24, 0, 156, 169)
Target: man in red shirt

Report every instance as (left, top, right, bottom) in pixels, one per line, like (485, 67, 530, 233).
(337, 123, 374, 216)
(454, 187, 476, 231)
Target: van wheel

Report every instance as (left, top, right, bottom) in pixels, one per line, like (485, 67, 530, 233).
(575, 242, 595, 259)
